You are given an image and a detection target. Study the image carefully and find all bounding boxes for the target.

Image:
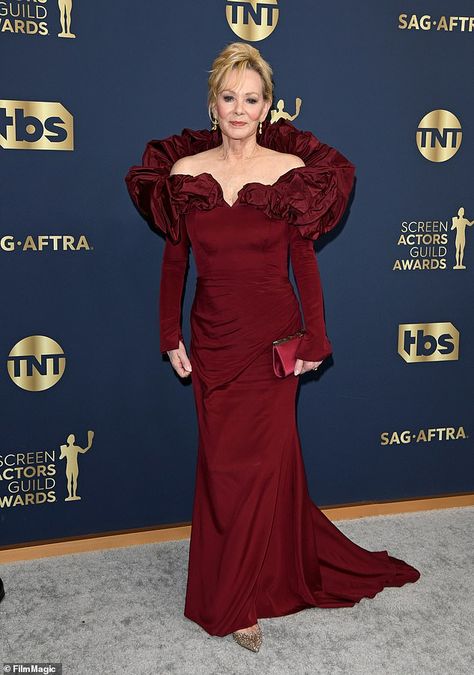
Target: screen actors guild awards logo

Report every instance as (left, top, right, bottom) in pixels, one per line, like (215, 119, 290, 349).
(0, 0, 77, 38)
(416, 110, 462, 162)
(393, 206, 472, 271)
(226, 0, 279, 41)
(270, 97, 302, 123)
(60, 430, 94, 501)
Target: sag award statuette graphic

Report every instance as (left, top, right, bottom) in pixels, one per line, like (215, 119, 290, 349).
(0, 0, 77, 38)
(270, 97, 302, 123)
(451, 207, 473, 269)
(59, 430, 94, 501)
(58, 0, 76, 38)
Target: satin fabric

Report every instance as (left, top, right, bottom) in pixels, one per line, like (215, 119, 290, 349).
(125, 119, 420, 637)
(273, 332, 306, 378)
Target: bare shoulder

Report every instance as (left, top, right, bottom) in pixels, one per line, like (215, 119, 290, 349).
(169, 156, 195, 176)
(285, 152, 306, 169)
(265, 148, 305, 171)
(170, 149, 215, 177)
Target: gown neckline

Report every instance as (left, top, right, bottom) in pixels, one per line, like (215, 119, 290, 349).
(168, 165, 306, 209)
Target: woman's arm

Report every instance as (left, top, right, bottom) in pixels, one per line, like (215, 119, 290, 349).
(159, 225, 190, 353)
(288, 225, 333, 363)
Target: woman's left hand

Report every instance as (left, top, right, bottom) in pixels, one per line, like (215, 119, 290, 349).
(294, 358, 323, 376)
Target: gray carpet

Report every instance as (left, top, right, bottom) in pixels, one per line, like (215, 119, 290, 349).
(0, 507, 473, 675)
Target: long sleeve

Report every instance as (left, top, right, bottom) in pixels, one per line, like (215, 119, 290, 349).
(289, 225, 333, 362)
(159, 225, 190, 353)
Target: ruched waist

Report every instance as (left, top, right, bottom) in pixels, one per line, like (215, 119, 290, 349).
(190, 271, 303, 395)
(196, 273, 291, 287)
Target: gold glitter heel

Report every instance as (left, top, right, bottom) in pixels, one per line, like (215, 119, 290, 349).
(232, 623, 262, 652)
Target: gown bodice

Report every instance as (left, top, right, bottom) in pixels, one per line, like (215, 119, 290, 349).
(124, 117, 355, 245)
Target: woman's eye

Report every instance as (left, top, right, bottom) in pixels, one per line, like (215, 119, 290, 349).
(222, 95, 258, 104)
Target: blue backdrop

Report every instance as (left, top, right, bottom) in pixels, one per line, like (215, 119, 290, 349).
(1, 1, 472, 548)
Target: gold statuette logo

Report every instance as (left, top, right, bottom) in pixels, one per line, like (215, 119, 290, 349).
(452, 207, 473, 269)
(270, 97, 302, 123)
(7, 335, 66, 391)
(398, 322, 459, 363)
(60, 431, 94, 501)
(416, 110, 462, 162)
(58, 0, 76, 38)
(226, 0, 279, 41)
(0, 99, 74, 151)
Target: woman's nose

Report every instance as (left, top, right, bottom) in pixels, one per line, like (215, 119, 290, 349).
(234, 98, 244, 113)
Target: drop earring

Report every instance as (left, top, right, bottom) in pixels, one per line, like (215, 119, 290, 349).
(258, 121, 263, 134)
(211, 117, 218, 131)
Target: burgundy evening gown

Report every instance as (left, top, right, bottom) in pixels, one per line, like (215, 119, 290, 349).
(125, 118, 420, 637)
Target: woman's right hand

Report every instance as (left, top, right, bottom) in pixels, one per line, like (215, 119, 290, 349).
(167, 340, 193, 378)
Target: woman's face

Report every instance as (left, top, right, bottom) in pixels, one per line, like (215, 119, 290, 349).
(212, 68, 271, 140)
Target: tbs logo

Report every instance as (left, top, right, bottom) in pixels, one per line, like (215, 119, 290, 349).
(0, 99, 74, 151)
(398, 322, 459, 362)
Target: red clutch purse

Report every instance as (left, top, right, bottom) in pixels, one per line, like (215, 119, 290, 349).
(272, 330, 305, 378)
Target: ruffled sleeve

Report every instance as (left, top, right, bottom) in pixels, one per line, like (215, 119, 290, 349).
(124, 127, 221, 244)
(241, 120, 355, 240)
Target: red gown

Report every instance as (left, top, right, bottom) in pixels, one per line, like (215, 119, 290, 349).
(125, 118, 420, 637)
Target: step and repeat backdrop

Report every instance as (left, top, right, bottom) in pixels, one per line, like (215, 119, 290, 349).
(1, 1, 473, 548)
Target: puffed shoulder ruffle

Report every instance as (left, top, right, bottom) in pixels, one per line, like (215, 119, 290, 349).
(124, 119, 355, 242)
(124, 127, 223, 243)
(240, 121, 355, 239)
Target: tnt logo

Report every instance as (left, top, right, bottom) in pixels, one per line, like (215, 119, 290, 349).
(0, 99, 74, 150)
(7, 335, 67, 391)
(416, 109, 462, 162)
(226, 0, 279, 41)
(398, 322, 459, 363)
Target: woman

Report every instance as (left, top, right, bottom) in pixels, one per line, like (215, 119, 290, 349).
(125, 42, 420, 652)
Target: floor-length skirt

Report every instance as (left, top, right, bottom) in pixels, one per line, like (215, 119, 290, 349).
(183, 274, 420, 637)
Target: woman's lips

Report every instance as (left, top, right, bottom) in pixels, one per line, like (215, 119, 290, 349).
(230, 121, 246, 126)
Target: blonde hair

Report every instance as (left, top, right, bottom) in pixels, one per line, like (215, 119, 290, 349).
(207, 42, 274, 122)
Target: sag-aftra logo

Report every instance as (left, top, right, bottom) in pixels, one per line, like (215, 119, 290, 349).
(0, 99, 74, 150)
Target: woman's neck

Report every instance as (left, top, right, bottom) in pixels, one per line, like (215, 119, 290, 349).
(217, 134, 262, 162)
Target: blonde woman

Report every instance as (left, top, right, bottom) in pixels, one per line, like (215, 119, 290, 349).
(125, 42, 420, 652)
